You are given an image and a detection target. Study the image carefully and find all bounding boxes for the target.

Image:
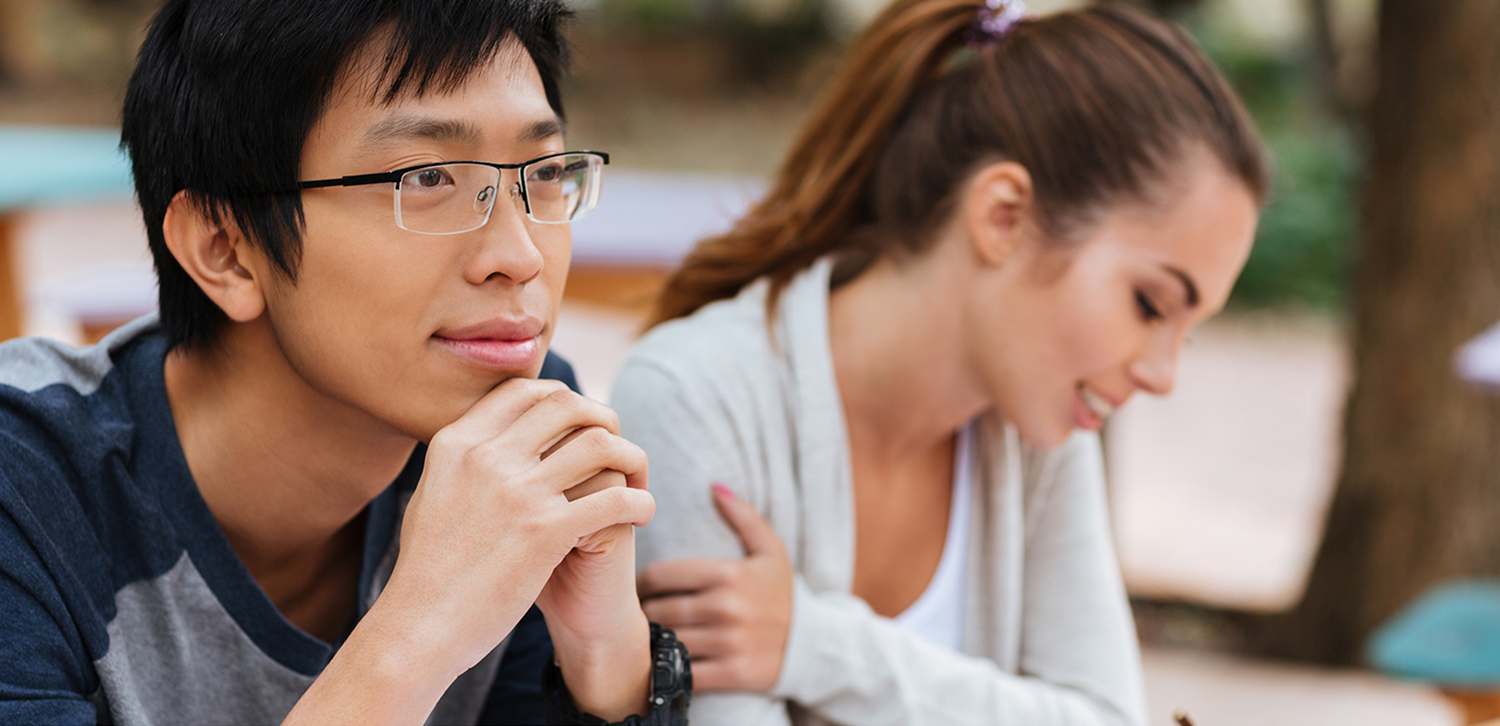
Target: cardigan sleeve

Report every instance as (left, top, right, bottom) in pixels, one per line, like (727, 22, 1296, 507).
(613, 358, 755, 566)
(614, 353, 1145, 726)
(1018, 433, 1148, 724)
(612, 358, 795, 726)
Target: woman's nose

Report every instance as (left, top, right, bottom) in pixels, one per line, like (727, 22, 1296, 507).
(1129, 335, 1180, 396)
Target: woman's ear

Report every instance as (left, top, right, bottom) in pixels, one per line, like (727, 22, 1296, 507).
(162, 191, 267, 323)
(965, 161, 1035, 267)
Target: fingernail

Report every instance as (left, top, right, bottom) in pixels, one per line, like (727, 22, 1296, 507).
(712, 483, 735, 499)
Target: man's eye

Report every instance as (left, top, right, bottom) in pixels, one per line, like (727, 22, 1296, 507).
(1136, 291, 1164, 322)
(413, 168, 453, 188)
(528, 163, 564, 183)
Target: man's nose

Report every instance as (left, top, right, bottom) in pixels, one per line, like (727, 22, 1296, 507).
(466, 184, 544, 286)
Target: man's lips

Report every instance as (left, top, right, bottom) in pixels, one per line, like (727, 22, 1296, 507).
(433, 317, 545, 370)
(436, 317, 545, 341)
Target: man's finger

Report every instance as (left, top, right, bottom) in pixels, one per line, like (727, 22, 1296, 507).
(497, 389, 622, 457)
(531, 428, 648, 495)
(566, 484, 656, 532)
(711, 483, 783, 557)
(637, 558, 736, 598)
(444, 377, 570, 441)
(562, 468, 625, 502)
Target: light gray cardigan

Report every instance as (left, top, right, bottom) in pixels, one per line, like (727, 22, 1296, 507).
(612, 258, 1147, 726)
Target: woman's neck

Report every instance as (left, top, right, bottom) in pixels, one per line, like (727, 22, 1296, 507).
(826, 245, 993, 464)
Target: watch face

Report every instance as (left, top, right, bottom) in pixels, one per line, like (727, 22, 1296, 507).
(652, 625, 692, 706)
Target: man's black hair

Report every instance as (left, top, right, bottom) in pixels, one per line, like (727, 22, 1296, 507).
(122, 0, 573, 350)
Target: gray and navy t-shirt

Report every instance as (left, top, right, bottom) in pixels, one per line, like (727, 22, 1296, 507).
(0, 315, 570, 725)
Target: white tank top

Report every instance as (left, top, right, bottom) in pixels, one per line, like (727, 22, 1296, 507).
(892, 420, 974, 651)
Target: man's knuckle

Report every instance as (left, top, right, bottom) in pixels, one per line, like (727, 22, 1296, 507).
(496, 376, 538, 394)
(544, 387, 579, 408)
(428, 427, 463, 453)
(459, 443, 495, 472)
(570, 426, 610, 458)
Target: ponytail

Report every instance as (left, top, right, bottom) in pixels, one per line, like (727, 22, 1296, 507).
(648, 0, 1268, 328)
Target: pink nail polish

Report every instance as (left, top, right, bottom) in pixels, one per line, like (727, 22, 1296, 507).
(712, 483, 735, 499)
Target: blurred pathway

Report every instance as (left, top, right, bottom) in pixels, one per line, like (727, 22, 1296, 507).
(1108, 314, 1350, 611)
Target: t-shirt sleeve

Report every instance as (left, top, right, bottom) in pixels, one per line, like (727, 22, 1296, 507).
(0, 503, 99, 724)
(479, 604, 552, 725)
(540, 351, 582, 395)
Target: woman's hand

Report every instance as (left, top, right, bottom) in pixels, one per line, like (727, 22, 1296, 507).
(637, 484, 793, 692)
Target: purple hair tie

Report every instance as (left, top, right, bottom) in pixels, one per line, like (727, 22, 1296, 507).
(972, 0, 1026, 46)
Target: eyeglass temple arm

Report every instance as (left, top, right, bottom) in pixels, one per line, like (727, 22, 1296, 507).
(295, 171, 404, 190)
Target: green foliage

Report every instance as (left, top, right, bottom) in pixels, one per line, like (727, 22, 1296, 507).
(1196, 32, 1362, 310)
(602, 0, 698, 33)
(1233, 129, 1358, 309)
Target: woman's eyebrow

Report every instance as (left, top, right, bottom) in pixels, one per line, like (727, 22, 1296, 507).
(1163, 264, 1201, 307)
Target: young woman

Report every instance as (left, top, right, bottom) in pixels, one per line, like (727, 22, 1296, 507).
(613, 1, 1267, 723)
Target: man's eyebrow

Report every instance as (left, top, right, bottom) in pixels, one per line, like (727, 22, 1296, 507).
(363, 115, 484, 146)
(1164, 265, 1201, 308)
(519, 117, 564, 145)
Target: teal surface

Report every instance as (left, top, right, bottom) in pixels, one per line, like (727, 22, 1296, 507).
(1368, 579, 1500, 686)
(0, 125, 132, 211)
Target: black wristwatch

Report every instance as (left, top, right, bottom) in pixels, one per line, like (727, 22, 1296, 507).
(541, 622, 692, 726)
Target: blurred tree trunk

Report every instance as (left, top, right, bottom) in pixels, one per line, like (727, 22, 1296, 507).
(1255, 0, 1500, 664)
(1304, 0, 1351, 123)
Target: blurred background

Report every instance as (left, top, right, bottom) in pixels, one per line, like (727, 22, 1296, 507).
(1, 0, 1497, 723)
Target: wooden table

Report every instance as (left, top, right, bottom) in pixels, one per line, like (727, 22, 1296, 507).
(0, 125, 134, 340)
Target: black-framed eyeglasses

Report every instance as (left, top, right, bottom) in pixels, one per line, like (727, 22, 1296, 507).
(291, 151, 609, 235)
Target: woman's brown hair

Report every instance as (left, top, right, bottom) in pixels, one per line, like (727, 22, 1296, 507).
(648, 0, 1269, 327)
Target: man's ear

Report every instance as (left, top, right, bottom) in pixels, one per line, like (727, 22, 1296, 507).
(162, 191, 267, 323)
(964, 161, 1035, 268)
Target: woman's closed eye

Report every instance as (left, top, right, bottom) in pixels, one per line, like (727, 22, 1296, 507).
(1135, 290, 1164, 322)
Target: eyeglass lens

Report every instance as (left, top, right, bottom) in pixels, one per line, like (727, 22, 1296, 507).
(394, 154, 602, 235)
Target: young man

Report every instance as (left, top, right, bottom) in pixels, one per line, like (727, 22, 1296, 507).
(0, 0, 689, 723)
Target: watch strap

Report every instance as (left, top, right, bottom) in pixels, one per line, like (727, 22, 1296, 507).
(541, 622, 691, 726)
